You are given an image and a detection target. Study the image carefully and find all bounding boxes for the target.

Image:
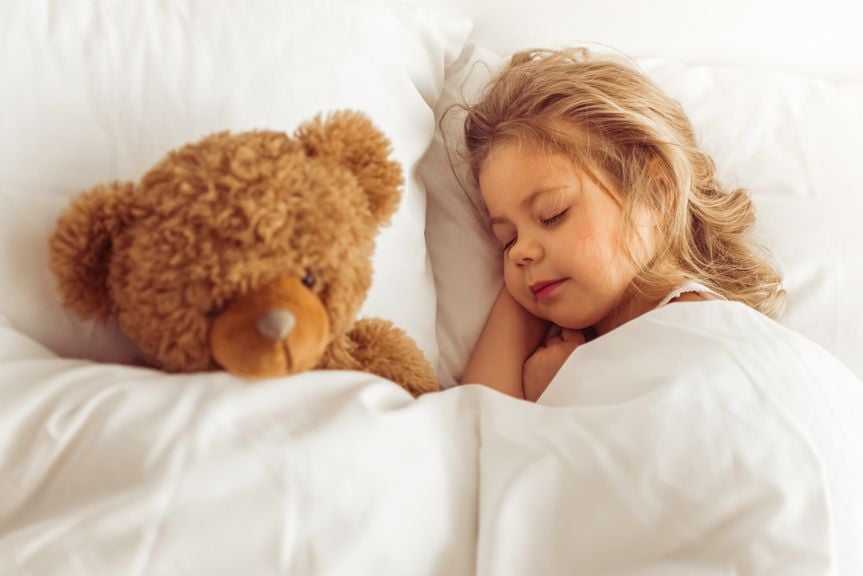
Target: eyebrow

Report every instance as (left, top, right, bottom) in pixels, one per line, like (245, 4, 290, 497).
(488, 186, 571, 227)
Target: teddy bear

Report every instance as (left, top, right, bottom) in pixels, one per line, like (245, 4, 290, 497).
(48, 111, 438, 396)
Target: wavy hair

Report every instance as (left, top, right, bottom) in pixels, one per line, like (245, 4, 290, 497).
(462, 48, 785, 318)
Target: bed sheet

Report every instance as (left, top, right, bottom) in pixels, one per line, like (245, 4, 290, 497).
(0, 318, 478, 575)
(3, 301, 862, 575)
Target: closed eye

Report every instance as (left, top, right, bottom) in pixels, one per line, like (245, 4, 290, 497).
(498, 206, 569, 253)
(540, 207, 569, 226)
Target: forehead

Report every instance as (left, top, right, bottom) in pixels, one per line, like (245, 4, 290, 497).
(479, 143, 582, 208)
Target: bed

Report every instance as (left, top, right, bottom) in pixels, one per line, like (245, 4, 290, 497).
(1, 1, 862, 574)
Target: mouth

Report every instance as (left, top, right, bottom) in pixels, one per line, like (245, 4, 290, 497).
(529, 278, 567, 301)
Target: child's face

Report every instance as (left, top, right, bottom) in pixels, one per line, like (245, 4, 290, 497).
(479, 142, 655, 335)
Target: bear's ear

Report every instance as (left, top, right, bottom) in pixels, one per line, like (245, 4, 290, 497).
(296, 110, 403, 224)
(49, 181, 135, 319)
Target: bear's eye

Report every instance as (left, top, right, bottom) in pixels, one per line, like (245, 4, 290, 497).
(204, 305, 223, 319)
(301, 272, 316, 289)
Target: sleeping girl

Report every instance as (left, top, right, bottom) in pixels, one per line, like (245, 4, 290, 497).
(456, 48, 863, 572)
(460, 48, 784, 401)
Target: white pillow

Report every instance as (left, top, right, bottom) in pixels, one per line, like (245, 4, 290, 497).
(415, 0, 863, 83)
(421, 43, 863, 387)
(0, 0, 471, 369)
(418, 43, 507, 389)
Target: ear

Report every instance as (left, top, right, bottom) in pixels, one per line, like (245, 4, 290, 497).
(49, 181, 135, 319)
(295, 110, 403, 224)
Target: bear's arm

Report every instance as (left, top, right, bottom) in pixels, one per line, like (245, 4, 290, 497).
(320, 318, 438, 396)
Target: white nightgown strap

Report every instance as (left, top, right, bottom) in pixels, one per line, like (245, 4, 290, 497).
(656, 280, 726, 308)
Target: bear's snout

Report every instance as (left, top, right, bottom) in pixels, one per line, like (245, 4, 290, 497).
(209, 276, 330, 379)
(256, 309, 296, 341)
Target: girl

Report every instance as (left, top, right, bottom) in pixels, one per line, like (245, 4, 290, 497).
(456, 47, 863, 572)
(460, 48, 786, 401)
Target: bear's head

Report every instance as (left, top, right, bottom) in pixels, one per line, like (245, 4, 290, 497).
(49, 111, 402, 378)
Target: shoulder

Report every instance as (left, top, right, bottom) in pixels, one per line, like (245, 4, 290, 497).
(668, 291, 721, 304)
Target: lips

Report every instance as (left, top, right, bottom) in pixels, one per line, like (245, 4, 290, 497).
(529, 278, 567, 300)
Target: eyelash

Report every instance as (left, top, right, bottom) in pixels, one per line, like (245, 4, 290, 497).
(541, 208, 569, 227)
(501, 208, 570, 252)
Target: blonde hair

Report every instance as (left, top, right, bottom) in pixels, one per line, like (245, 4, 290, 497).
(463, 48, 786, 318)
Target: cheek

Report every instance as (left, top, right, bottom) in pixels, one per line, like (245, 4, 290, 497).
(502, 265, 532, 304)
(502, 264, 520, 292)
(580, 203, 631, 267)
(559, 222, 613, 274)
(567, 225, 636, 294)
(502, 265, 555, 321)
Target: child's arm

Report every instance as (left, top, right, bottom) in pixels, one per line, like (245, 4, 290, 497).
(460, 287, 548, 398)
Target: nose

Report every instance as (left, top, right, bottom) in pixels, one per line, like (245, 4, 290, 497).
(256, 309, 296, 341)
(508, 235, 543, 265)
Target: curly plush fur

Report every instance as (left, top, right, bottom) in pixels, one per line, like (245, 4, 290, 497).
(49, 111, 438, 396)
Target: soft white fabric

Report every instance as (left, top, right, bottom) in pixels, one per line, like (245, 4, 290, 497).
(4, 2, 863, 573)
(533, 301, 863, 575)
(421, 0, 863, 82)
(420, 43, 863, 388)
(419, 43, 507, 389)
(0, 320, 479, 575)
(3, 301, 862, 574)
(0, 0, 472, 371)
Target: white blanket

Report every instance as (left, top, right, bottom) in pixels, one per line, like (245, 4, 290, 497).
(1, 302, 862, 575)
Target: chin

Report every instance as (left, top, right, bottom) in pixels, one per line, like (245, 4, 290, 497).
(546, 310, 600, 331)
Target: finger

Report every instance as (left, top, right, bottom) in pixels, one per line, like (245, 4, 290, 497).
(560, 328, 587, 345)
(543, 335, 563, 347)
(543, 340, 579, 360)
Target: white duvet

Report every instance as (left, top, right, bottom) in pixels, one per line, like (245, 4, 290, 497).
(2, 301, 862, 575)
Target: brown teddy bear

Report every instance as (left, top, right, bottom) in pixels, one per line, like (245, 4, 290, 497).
(49, 111, 438, 396)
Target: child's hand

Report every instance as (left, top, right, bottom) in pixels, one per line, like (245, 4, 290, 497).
(522, 328, 586, 402)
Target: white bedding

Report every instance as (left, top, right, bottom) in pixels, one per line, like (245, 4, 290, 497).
(0, 317, 478, 574)
(3, 1, 863, 574)
(3, 300, 861, 574)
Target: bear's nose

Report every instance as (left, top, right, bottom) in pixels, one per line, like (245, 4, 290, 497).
(256, 309, 296, 341)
